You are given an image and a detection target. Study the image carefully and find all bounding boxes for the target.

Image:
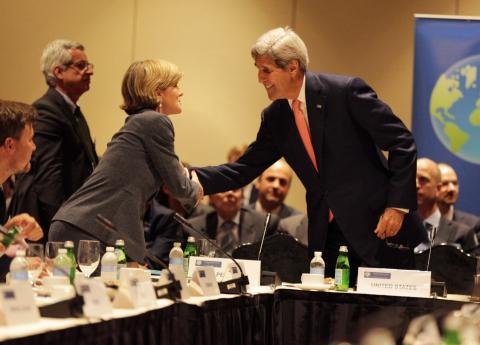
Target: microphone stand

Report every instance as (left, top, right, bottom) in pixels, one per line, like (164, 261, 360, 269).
(426, 225, 437, 271)
(257, 213, 271, 261)
(173, 213, 249, 295)
(95, 214, 181, 300)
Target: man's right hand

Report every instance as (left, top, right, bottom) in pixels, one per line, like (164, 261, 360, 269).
(191, 170, 204, 206)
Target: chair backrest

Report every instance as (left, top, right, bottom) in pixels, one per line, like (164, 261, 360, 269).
(415, 243, 478, 295)
(232, 232, 309, 283)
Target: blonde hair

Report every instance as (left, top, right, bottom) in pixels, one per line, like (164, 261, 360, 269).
(121, 59, 182, 115)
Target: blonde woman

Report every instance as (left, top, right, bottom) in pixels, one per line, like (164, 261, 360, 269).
(49, 60, 202, 263)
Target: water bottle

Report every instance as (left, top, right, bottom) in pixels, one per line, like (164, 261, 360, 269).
(9, 249, 28, 282)
(64, 241, 77, 284)
(101, 247, 118, 282)
(53, 248, 72, 279)
(115, 239, 127, 274)
(169, 242, 184, 271)
(183, 236, 197, 276)
(334, 245, 350, 291)
(309, 251, 325, 279)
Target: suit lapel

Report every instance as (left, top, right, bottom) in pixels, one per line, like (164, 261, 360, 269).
(239, 209, 255, 243)
(305, 72, 327, 177)
(206, 212, 218, 239)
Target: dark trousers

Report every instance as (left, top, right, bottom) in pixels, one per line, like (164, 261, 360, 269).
(323, 219, 362, 287)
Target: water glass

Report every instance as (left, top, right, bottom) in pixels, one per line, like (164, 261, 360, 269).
(26, 243, 44, 284)
(77, 240, 100, 278)
(197, 239, 217, 257)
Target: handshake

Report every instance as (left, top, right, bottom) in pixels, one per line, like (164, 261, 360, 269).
(182, 166, 204, 207)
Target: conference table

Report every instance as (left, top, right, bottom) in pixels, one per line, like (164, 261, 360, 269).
(0, 286, 474, 345)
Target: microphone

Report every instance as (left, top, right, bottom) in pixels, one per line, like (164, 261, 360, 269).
(257, 213, 271, 260)
(95, 214, 181, 300)
(426, 224, 437, 271)
(173, 213, 249, 294)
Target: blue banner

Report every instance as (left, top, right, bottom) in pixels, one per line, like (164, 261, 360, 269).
(413, 16, 480, 215)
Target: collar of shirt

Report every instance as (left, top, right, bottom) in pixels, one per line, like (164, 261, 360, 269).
(288, 75, 309, 127)
(217, 212, 241, 229)
(424, 208, 441, 229)
(55, 87, 77, 113)
(446, 205, 454, 221)
(255, 200, 281, 215)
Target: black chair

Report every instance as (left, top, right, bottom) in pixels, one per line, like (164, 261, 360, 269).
(415, 243, 479, 295)
(232, 232, 309, 283)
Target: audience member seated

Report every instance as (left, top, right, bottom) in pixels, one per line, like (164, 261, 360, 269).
(249, 159, 302, 220)
(0, 100, 44, 280)
(183, 188, 278, 255)
(144, 184, 212, 267)
(278, 214, 308, 246)
(415, 158, 476, 253)
(227, 144, 258, 206)
(10, 39, 98, 241)
(437, 162, 480, 228)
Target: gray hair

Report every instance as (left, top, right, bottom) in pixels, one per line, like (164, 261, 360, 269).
(40, 39, 84, 87)
(251, 27, 309, 71)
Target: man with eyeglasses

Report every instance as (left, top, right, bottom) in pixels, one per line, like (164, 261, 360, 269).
(10, 39, 98, 242)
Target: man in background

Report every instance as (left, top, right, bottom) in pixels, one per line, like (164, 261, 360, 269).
(437, 162, 480, 228)
(0, 100, 44, 279)
(11, 39, 98, 240)
(415, 158, 476, 252)
(251, 159, 302, 220)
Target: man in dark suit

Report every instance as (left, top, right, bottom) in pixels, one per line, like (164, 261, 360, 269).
(194, 27, 424, 282)
(415, 158, 476, 253)
(184, 189, 277, 255)
(249, 159, 302, 220)
(10, 40, 98, 240)
(437, 163, 480, 228)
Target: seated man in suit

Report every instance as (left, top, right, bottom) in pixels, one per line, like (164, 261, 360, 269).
(185, 188, 278, 255)
(250, 159, 302, 220)
(278, 214, 308, 246)
(0, 100, 43, 280)
(415, 158, 476, 252)
(437, 163, 480, 228)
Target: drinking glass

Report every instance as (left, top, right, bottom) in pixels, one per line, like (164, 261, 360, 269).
(45, 241, 64, 275)
(26, 243, 44, 285)
(197, 239, 217, 257)
(77, 240, 100, 278)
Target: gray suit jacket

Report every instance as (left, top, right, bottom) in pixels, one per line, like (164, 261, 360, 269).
(278, 214, 308, 246)
(454, 209, 480, 229)
(184, 207, 278, 250)
(433, 216, 477, 251)
(52, 110, 200, 262)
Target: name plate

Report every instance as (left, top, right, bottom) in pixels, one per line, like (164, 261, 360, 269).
(192, 266, 220, 296)
(357, 267, 431, 298)
(0, 282, 40, 325)
(188, 257, 261, 287)
(127, 279, 157, 308)
(76, 279, 112, 317)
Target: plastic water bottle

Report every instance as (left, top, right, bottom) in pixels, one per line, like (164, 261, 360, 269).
(53, 248, 72, 279)
(309, 251, 325, 279)
(101, 247, 118, 282)
(64, 241, 77, 284)
(9, 249, 28, 282)
(169, 242, 184, 272)
(115, 239, 127, 274)
(334, 245, 350, 291)
(183, 236, 197, 276)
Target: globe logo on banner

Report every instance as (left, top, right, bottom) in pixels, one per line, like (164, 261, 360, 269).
(430, 55, 480, 164)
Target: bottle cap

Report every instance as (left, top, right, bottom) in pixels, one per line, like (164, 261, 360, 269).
(115, 239, 125, 246)
(187, 236, 195, 243)
(64, 240, 74, 248)
(339, 245, 348, 252)
(16, 249, 26, 257)
(174, 242, 181, 247)
(106, 246, 114, 252)
(58, 248, 67, 254)
(314, 251, 322, 256)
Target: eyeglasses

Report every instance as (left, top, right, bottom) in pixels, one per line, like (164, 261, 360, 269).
(64, 61, 94, 72)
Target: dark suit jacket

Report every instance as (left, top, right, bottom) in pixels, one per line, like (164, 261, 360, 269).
(434, 217, 478, 252)
(247, 202, 302, 220)
(51, 110, 200, 262)
(183, 207, 278, 251)
(454, 209, 480, 229)
(196, 72, 424, 267)
(10, 88, 98, 237)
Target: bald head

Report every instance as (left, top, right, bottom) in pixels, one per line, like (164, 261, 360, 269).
(256, 160, 293, 212)
(437, 163, 459, 209)
(416, 158, 441, 218)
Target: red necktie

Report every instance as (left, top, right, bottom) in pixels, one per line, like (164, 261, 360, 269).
(292, 99, 333, 222)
